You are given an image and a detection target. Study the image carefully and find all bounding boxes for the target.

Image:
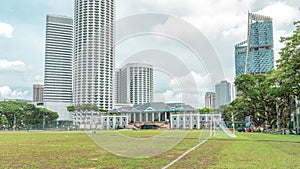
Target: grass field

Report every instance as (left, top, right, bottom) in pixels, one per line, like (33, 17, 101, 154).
(0, 130, 300, 169)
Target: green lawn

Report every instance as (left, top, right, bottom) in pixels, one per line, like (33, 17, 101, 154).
(0, 130, 299, 168)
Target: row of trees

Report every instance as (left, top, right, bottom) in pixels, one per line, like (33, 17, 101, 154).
(0, 101, 58, 129)
(222, 21, 300, 130)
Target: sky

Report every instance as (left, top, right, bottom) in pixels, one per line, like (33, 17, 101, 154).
(0, 0, 299, 108)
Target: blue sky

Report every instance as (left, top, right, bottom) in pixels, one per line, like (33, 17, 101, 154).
(0, 0, 299, 108)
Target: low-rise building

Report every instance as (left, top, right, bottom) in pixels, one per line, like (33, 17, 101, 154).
(111, 102, 195, 123)
(170, 113, 222, 129)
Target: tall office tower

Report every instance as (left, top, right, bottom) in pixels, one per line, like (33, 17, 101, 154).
(235, 12, 274, 77)
(116, 63, 153, 105)
(205, 92, 216, 109)
(33, 84, 44, 103)
(43, 14, 73, 123)
(73, 0, 115, 110)
(215, 80, 231, 108)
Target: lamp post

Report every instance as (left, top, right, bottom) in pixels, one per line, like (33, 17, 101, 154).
(276, 101, 280, 131)
(296, 95, 299, 134)
(13, 112, 16, 131)
(232, 112, 235, 134)
(42, 112, 45, 130)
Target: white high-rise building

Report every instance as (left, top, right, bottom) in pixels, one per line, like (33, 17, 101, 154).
(43, 14, 73, 122)
(115, 63, 153, 105)
(73, 0, 115, 110)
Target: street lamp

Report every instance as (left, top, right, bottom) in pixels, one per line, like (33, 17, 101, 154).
(296, 95, 299, 134)
(13, 112, 16, 131)
(43, 112, 45, 130)
(232, 112, 235, 134)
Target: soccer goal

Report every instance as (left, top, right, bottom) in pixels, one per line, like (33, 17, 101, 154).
(209, 115, 237, 138)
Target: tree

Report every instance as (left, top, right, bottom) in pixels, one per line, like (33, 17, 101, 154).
(24, 107, 59, 129)
(0, 101, 36, 129)
(198, 108, 215, 114)
(0, 115, 8, 128)
(0, 101, 58, 129)
(234, 74, 276, 127)
(273, 21, 300, 130)
(277, 21, 300, 97)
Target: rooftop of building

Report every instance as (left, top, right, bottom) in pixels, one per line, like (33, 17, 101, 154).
(120, 63, 153, 69)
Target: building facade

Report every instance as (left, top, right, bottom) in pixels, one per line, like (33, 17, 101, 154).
(235, 12, 274, 77)
(33, 84, 44, 103)
(73, 112, 129, 130)
(115, 63, 153, 105)
(215, 80, 231, 108)
(235, 42, 247, 77)
(170, 113, 221, 129)
(43, 14, 73, 122)
(73, 0, 115, 110)
(205, 92, 216, 109)
(112, 102, 195, 123)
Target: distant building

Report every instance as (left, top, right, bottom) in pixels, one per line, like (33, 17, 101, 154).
(235, 12, 274, 77)
(73, 113, 129, 130)
(43, 14, 73, 123)
(215, 80, 231, 108)
(170, 113, 221, 129)
(235, 42, 247, 77)
(205, 92, 216, 109)
(115, 63, 153, 105)
(111, 102, 195, 123)
(33, 84, 43, 103)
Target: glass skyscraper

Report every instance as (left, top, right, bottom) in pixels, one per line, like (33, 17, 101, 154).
(235, 12, 274, 77)
(235, 43, 247, 77)
(73, 0, 115, 110)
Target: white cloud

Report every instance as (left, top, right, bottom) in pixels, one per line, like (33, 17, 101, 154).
(0, 86, 28, 100)
(154, 71, 214, 108)
(0, 59, 27, 72)
(33, 74, 43, 82)
(222, 24, 247, 41)
(273, 30, 292, 63)
(135, 0, 255, 39)
(0, 22, 13, 38)
(154, 90, 182, 103)
(256, 2, 299, 30)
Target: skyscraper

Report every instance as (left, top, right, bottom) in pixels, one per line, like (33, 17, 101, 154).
(215, 80, 231, 108)
(115, 63, 153, 105)
(205, 92, 215, 109)
(235, 12, 274, 77)
(235, 41, 247, 77)
(73, 0, 115, 110)
(33, 84, 44, 103)
(43, 14, 73, 122)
